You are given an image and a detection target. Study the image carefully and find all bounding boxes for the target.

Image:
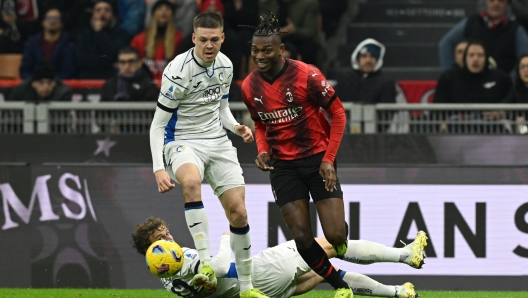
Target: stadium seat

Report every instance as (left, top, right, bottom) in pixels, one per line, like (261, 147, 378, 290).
(0, 54, 22, 80)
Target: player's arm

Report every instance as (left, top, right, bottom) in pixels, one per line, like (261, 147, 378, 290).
(150, 68, 186, 193)
(219, 74, 253, 143)
(241, 82, 273, 171)
(308, 68, 346, 191)
(208, 233, 232, 277)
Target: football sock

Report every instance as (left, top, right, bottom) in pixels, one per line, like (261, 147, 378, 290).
(298, 239, 349, 290)
(184, 202, 211, 264)
(342, 240, 402, 264)
(230, 225, 253, 292)
(342, 271, 398, 297)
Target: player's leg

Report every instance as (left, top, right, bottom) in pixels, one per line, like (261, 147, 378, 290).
(342, 271, 419, 297)
(208, 140, 267, 298)
(165, 142, 216, 290)
(315, 230, 428, 269)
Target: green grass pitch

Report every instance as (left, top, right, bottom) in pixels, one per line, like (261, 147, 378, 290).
(1, 289, 528, 297)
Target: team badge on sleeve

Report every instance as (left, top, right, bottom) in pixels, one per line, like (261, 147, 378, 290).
(165, 86, 174, 99)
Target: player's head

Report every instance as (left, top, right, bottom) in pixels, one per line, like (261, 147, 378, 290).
(250, 11, 285, 75)
(192, 12, 224, 63)
(131, 217, 174, 255)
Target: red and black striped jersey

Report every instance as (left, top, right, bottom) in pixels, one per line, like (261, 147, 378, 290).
(241, 59, 337, 160)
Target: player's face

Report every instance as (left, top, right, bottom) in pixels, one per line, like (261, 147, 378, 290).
(192, 27, 224, 63)
(149, 225, 174, 244)
(519, 57, 528, 84)
(465, 44, 486, 73)
(486, 0, 508, 19)
(251, 35, 284, 75)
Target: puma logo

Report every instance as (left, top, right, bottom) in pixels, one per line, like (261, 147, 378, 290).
(311, 71, 318, 77)
(189, 222, 202, 228)
(172, 76, 182, 80)
(253, 96, 263, 104)
(243, 245, 251, 250)
(193, 81, 202, 88)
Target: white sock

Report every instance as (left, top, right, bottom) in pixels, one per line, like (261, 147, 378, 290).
(343, 271, 398, 297)
(185, 203, 211, 264)
(344, 240, 405, 264)
(230, 225, 253, 292)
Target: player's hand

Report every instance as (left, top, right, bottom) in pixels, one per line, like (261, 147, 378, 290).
(319, 162, 336, 192)
(234, 124, 254, 143)
(154, 170, 175, 193)
(255, 152, 274, 171)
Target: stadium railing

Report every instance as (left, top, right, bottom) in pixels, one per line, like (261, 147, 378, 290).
(2, 102, 528, 134)
(365, 103, 528, 134)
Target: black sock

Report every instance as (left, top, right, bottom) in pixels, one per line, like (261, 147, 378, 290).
(297, 240, 349, 290)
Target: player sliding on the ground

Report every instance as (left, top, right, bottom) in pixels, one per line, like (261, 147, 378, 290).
(132, 217, 428, 298)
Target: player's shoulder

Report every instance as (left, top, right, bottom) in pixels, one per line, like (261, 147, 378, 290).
(289, 59, 321, 75)
(241, 69, 259, 88)
(215, 51, 233, 68)
(166, 49, 195, 77)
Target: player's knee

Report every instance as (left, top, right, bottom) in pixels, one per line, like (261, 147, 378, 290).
(227, 203, 248, 226)
(180, 177, 201, 198)
(293, 230, 314, 249)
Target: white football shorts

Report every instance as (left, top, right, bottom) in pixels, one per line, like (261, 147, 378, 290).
(252, 240, 312, 298)
(164, 137, 245, 197)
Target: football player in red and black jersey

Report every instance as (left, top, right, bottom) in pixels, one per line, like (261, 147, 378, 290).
(240, 12, 352, 298)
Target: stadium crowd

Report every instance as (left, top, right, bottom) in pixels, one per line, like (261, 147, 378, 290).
(1, 0, 528, 132)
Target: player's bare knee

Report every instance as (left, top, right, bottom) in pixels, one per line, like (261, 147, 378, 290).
(227, 203, 247, 227)
(180, 178, 201, 201)
(293, 231, 314, 249)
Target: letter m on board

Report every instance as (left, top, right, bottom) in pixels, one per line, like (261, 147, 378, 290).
(1, 175, 59, 230)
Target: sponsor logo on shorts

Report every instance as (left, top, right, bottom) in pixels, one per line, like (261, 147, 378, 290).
(272, 188, 277, 201)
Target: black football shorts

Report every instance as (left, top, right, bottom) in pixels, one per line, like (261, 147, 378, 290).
(269, 151, 343, 207)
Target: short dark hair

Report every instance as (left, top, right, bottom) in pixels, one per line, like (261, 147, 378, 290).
(193, 12, 223, 31)
(118, 46, 140, 59)
(131, 217, 169, 256)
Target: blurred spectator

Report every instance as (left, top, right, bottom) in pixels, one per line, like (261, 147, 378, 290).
(439, 0, 528, 74)
(0, 0, 24, 53)
(75, 0, 130, 79)
(145, 0, 197, 38)
(131, 0, 182, 81)
(260, 0, 324, 67)
(512, 0, 528, 32)
(8, 61, 71, 102)
(319, 0, 347, 39)
(20, 8, 75, 80)
(176, 0, 244, 79)
(100, 46, 158, 102)
(116, 0, 146, 36)
(223, 0, 258, 75)
(453, 40, 469, 68)
(504, 54, 528, 103)
(332, 38, 395, 104)
(435, 41, 511, 104)
(282, 41, 301, 60)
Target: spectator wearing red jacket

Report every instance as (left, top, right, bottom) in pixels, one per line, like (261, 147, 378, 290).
(130, 0, 182, 82)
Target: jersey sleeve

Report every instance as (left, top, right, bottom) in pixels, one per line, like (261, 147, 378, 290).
(157, 64, 189, 111)
(307, 66, 337, 109)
